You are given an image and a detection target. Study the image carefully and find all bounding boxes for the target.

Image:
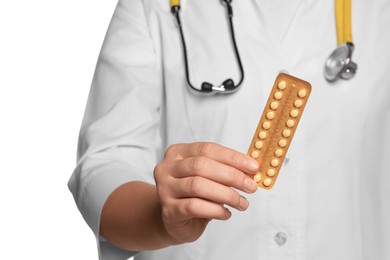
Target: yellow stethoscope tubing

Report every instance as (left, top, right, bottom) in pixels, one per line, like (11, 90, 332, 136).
(170, 0, 180, 8)
(336, 0, 353, 45)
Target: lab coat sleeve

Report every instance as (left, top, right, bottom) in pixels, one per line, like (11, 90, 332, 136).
(68, 0, 163, 259)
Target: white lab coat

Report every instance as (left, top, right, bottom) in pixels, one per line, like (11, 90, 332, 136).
(68, 0, 390, 259)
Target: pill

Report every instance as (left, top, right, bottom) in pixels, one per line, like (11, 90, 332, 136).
(279, 139, 287, 147)
(263, 122, 271, 129)
(286, 119, 295, 128)
(263, 178, 272, 187)
(294, 100, 302, 108)
(275, 149, 283, 157)
(298, 89, 307, 98)
(274, 92, 283, 100)
(258, 131, 267, 139)
(254, 174, 262, 183)
(266, 112, 275, 120)
(255, 141, 263, 149)
(290, 110, 298, 118)
(282, 129, 291, 137)
(270, 102, 279, 110)
(271, 159, 279, 167)
(251, 151, 259, 159)
(247, 73, 311, 190)
(267, 169, 275, 177)
(278, 81, 287, 90)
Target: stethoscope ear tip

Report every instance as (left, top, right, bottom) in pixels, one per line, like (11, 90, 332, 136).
(222, 78, 235, 90)
(201, 82, 214, 92)
(200, 79, 237, 93)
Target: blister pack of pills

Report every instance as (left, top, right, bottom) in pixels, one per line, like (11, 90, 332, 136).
(247, 73, 311, 190)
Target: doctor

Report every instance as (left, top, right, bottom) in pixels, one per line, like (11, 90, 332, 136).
(68, 0, 390, 259)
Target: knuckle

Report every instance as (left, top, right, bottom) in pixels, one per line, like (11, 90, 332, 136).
(153, 163, 163, 180)
(228, 169, 240, 184)
(197, 142, 215, 156)
(228, 152, 245, 166)
(162, 203, 178, 222)
(228, 191, 241, 208)
(184, 199, 197, 216)
(186, 177, 202, 195)
(188, 157, 207, 172)
(154, 163, 173, 183)
(165, 144, 178, 158)
(154, 166, 174, 198)
(155, 182, 167, 202)
(226, 169, 246, 189)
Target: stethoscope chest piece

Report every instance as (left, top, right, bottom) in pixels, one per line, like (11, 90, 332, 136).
(324, 0, 358, 82)
(324, 42, 357, 82)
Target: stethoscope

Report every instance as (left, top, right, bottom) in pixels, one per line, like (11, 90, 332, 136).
(170, 0, 243, 94)
(170, 0, 357, 94)
(324, 0, 357, 82)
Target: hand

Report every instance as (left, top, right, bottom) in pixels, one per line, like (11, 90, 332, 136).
(153, 142, 259, 244)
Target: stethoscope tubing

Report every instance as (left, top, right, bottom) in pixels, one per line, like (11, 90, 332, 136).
(172, 0, 357, 93)
(226, 3, 245, 89)
(172, 0, 244, 94)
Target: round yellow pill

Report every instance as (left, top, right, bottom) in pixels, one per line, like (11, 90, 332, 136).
(279, 139, 287, 147)
(255, 141, 263, 149)
(271, 159, 279, 167)
(263, 178, 272, 187)
(278, 81, 287, 90)
(282, 129, 291, 137)
(263, 122, 271, 130)
(251, 151, 259, 159)
(290, 110, 298, 118)
(270, 102, 279, 110)
(267, 169, 275, 177)
(275, 149, 283, 157)
(258, 131, 267, 139)
(253, 174, 262, 183)
(266, 112, 275, 120)
(294, 99, 302, 108)
(286, 119, 295, 128)
(298, 89, 307, 98)
(274, 92, 283, 100)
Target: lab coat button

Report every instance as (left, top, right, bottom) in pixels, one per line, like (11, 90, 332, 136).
(274, 232, 287, 246)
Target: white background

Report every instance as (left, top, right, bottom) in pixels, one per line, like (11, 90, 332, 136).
(0, 0, 119, 258)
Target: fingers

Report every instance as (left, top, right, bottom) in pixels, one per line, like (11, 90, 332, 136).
(171, 198, 232, 221)
(171, 156, 258, 193)
(166, 143, 260, 174)
(172, 176, 250, 211)
(156, 142, 259, 227)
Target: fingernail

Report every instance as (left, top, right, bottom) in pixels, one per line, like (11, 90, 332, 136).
(245, 160, 259, 172)
(244, 178, 257, 192)
(239, 196, 249, 210)
(224, 208, 232, 219)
